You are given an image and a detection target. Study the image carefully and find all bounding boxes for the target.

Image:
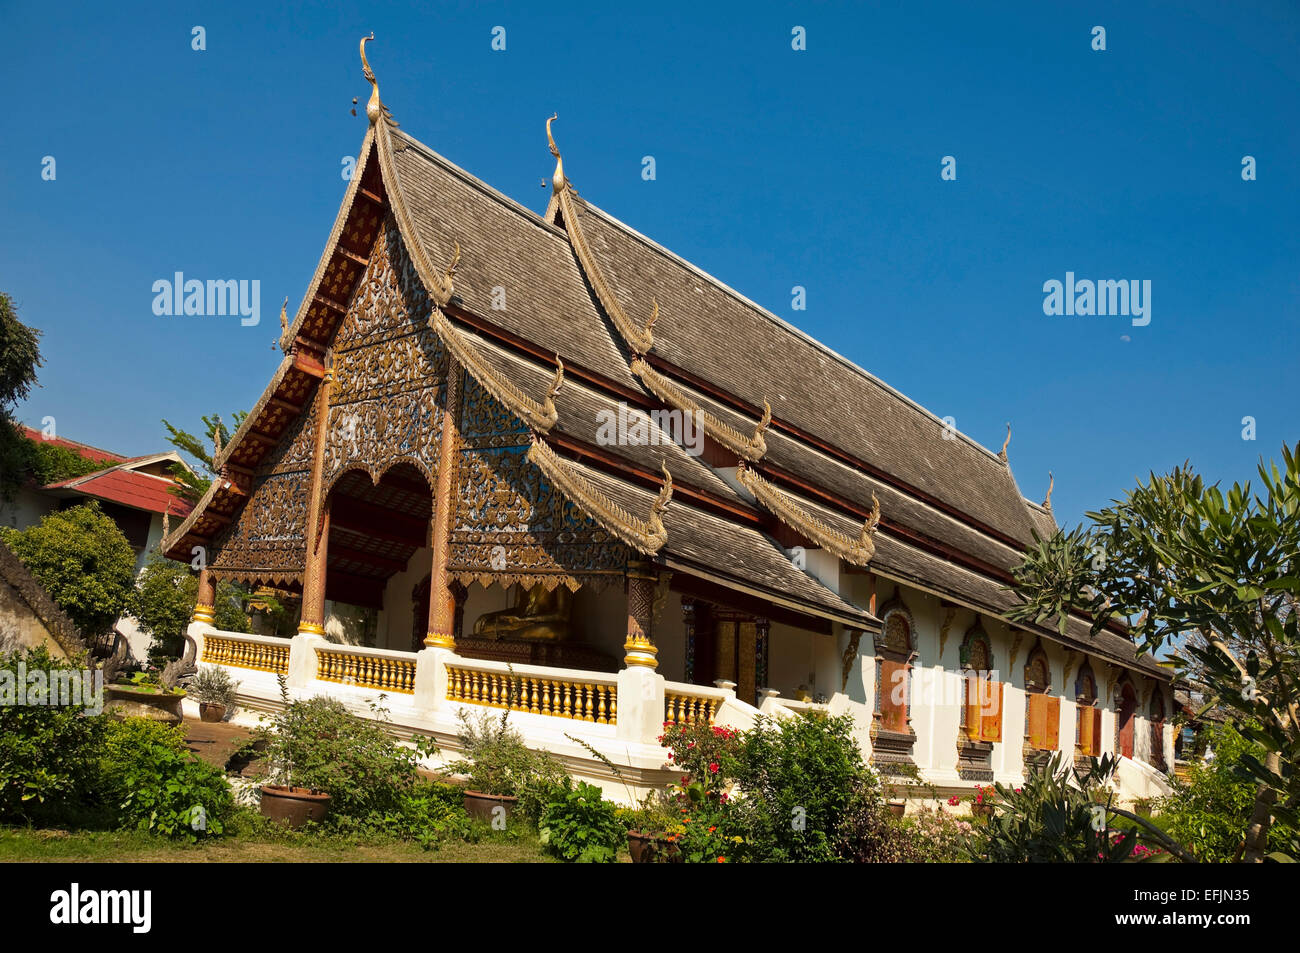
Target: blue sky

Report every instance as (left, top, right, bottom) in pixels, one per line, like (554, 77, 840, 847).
(3, 0, 1297, 529)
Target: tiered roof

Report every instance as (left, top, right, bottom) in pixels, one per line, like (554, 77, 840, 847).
(164, 42, 1164, 676)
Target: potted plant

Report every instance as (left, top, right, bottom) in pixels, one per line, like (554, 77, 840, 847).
(448, 708, 566, 826)
(255, 678, 331, 827)
(970, 784, 995, 817)
(104, 668, 186, 725)
(189, 665, 239, 722)
(623, 792, 681, 863)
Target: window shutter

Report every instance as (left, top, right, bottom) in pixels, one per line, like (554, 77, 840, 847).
(1045, 696, 1061, 750)
(980, 680, 1003, 743)
(879, 659, 907, 732)
(1077, 704, 1092, 754)
(963, 673, 981, 740)
(1091, 707, 1102, 755)
(1027, 693, 1046, 749)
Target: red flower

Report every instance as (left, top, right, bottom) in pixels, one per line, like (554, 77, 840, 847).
(717, 856, 726, 863)
(947, 795, 960, 806)
(709, 762, 719, 774)
(708, 826, 717, 833)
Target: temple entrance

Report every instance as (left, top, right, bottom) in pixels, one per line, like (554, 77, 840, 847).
(1117, 681, 1137, 759)
(320, 463, 433, 644)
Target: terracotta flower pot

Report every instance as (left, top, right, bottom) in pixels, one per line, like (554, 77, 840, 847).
(888, 798, 907, 818)
(627, 831, 678, 863)
(105, 684, 185, 725)
(463, 790, 518, 826)
(259, 785, 331, 827)
(972, 802, 993, 817)
(198, 702, 227, 723)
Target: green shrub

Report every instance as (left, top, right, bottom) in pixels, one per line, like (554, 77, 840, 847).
(189, 665, 239, 707)
(100, 718, 233, 841)
(0, 647, 105, 824)
(0, 502, 136, 640)
(450, 708, 569, 823)
(257, 683, 437, 824)
(539, 781, 624, 862)
(130, 556, 248, 661)
(731, 713, 867, 862)
(963, 753, 1178, 862)
(832, 783, 926, 862)
(1156, 723, 1296, 861)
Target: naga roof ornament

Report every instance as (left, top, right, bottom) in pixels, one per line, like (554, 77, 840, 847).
(428, 305, 562, 433)
(1043, 471, 1054, 510)
(998, 422, 1011, 463)
(526, 438, 672, 555)
(630, 357, 771, 461)
(547, 114, 771, 463)
(737, 464, 880, 567)
(360, 34, 397, 127)
(547, 114, 656, 355)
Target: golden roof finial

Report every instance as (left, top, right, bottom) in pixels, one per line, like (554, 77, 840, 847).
(752, 400, 772, 444)
(212, 415, 223, 459)
(277, 297, 289, 352)
(652, 464, 674, 520)
(442, 241, 461, 292)
(547, 113, 567, 193)
(998, 422, 1011, 462)
(546, 355, 565, 402)
(860, 492, 881, 543)
(1043, 471, 1054, 510)
(645, 298, 660, 337)
(360, 33, 397, 127)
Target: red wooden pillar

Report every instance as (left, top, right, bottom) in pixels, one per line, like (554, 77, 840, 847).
(192, 568, 216, 624)
(298, 359, 334, 636)
(623, 560, 658, 668)
(425, 359, 462, 649)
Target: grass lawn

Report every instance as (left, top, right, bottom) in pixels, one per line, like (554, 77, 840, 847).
(0, 825, 557, 863)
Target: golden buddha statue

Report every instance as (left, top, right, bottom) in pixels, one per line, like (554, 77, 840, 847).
(472, 583, 573, 642)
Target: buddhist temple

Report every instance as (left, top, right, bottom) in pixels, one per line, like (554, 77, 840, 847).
(164, 38, 1174, 803)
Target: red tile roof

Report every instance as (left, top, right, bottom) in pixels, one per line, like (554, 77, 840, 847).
(21, 426, 128, 465)
(47, 468, 193, 518)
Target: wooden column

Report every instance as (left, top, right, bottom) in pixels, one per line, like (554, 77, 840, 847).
(424, 359, 462, 649)
(298, 361, 334, 636)
(192, 568, 216, 624)
(623, 560, 659, 668)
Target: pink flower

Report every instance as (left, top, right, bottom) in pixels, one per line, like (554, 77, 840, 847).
(947, 795, 960, 806)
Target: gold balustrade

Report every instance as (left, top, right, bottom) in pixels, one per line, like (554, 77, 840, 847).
(316, 648, 416, 694)
(445, 666, 617, 725)
(664, 690, 721, 727)
(201, 635, 290, 674)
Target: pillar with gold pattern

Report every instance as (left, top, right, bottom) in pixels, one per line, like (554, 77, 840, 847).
(623, 560, 659, 668)
(192, 568, 216, 625)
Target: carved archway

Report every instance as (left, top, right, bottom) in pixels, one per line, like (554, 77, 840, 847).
(870, 597, 917, 775)
(957, 620, 1001, 781)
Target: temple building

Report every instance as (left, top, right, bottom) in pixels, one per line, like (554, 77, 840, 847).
(165, 39, 1174, 803)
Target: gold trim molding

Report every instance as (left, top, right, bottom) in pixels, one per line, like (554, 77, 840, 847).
(526, 439, 671, 555)
(737, 465, 879, 566)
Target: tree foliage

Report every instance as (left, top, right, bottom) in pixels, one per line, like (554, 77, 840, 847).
(0, 293, 43, 501)
(0, 502, 136, 640)
(1008, 442, 1300, 861)
(161, 412, 246, 503)
(130, 554, 249, 660)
